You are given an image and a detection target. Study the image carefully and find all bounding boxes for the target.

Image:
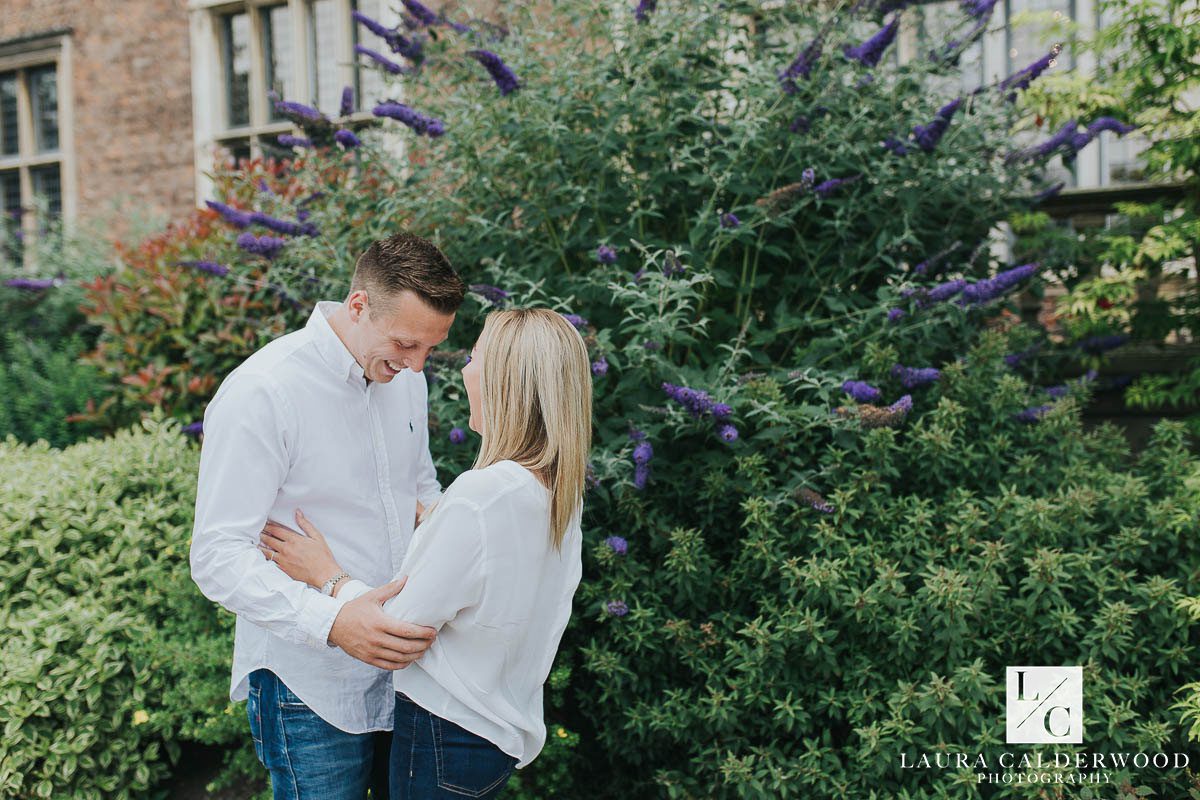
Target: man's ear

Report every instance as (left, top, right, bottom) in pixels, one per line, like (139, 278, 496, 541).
(346, 290, 369, 322)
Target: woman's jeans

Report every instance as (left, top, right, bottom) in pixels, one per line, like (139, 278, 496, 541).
(389, 691, 517, 799)
(246, 668, 390, 800)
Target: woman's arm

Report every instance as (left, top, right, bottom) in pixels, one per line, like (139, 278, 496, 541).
(379, 499, 486, 630)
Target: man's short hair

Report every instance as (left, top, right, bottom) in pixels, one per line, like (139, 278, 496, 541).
(349, 232, 466, 316)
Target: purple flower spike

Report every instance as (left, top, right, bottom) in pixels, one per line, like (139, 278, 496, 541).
(402, 0, 439, 26)
(890, 364, 941, 388)
(335, 129, 362, 148)
(468, 283, 510, 307)
(467, 50, 520, 95)
(1014, 404, 1053, 423)
(372, 101, 446, 137)
(356, 44, 408, 75)
(719, 212, 740, 229)
(634, 0, 657, 22)
(999, 45, 1061, 101)
(340, 86, 354, 117)
(606, 600, 629, 617)
(790, 115, 812, 133)
(814, 175, 861, 198)
(842, 380, 881, 403)
(1085, 117, 1137, 138)
(633, 463, 650, 490)
(562, 313, 589, 330)
(888, 394, 913, 414)
(276, 134, 313, 149)
(957, 263, 1039, 306)
(662, 382, 717, 418)
(887, 308, 906, 322)
(273, 100, 327, 122)
(604, 536, 628, 555)
(717, 424, 739, 443)
(236, 232, 287, 259)
(711, 403, 733, 419)
(962, 0, 1001, 17)
(248, 211, 319, 238)
(632, 440, 653, 465)
(779, 35, 824, 93)
(912, 98, 962, 152)
(883, 135, 910, 156)
(449, 427, 467, 444)
(176, 260, 230, 277)
(183, 421, 204, 437)
(4, 276, 61, 291)
(1033, 182, 1065, 203)
(595, 244, 618, 264)
(592, 356, 609, 377)
(843, 15, 900, 68)
(205, 200, 253, 228)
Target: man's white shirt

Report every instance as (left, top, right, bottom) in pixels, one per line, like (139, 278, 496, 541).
(190, 300, 442, 733)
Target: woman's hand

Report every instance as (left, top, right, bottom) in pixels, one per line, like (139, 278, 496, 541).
(260, 509, 344, 591)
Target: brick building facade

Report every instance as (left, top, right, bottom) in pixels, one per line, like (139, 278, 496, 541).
(0, 0, 195, 232)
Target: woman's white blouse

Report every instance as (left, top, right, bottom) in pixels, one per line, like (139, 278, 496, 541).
(337, 459, 583, 768)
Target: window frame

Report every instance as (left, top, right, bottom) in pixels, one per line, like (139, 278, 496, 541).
(189, 0, 399, 204)
(0, 31, 76, 267)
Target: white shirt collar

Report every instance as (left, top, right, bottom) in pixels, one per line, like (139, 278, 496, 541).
(306, 300, 366, 384)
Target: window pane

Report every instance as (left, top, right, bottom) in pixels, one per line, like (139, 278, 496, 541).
(310, 0, 340, 115)
(216, 137, 252, 168)
(264, 4, 296, 121)
(352, 0, 387, 110)
(0, 170, 21, 265)
(915, 2, 984, 94)
(1006, 0, 1071, 74)
(30, 66, 59, 153)
(31, 164, 62, 217)
(223, 12, 251, 128)
(0, 73, 17, 156)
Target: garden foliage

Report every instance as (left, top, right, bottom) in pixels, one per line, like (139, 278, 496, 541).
(4, 0, 1196, 797)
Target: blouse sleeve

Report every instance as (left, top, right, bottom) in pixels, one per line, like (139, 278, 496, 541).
(381, 499, 486, 630)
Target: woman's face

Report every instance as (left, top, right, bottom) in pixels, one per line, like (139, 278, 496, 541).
(462, 342, 482, 433)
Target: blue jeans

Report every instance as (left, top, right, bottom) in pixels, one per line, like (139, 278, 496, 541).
(247, 669, 390, 800)
(389, 691, 517, 799)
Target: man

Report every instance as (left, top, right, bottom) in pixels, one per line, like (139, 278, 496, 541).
(190, 232, 466, 799)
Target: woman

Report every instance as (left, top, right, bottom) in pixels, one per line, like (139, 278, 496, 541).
(259, 307, 592, 799)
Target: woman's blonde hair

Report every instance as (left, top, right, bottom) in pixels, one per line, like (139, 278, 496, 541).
(472, 308, 592, 551)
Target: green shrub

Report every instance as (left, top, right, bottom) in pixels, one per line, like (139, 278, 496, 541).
(0, 332, 110, 447)
(0, 420, 248, 799)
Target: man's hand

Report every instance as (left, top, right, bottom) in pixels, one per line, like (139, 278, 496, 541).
(327, 577, 438, 670)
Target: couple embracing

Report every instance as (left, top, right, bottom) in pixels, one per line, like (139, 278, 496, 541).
(189, 232, 591, 799)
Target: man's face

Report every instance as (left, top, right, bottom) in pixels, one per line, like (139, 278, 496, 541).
(349, 289, 455, 383)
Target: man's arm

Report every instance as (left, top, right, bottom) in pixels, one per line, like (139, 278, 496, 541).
(189, 371, 345, 649)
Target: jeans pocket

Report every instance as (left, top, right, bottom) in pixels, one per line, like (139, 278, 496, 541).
(276, 678, 310, 710)
(431, 715, 516, 798)
(247, 683, 264, 766)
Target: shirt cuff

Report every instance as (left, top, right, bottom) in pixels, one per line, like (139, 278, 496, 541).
(336, 579, 372, 603)
(299, 589, 350, 650)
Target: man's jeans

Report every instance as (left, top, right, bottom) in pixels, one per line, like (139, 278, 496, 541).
(247, 668, 390, 800)
(389, 691, 517, 798)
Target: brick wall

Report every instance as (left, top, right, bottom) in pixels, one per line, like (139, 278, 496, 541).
(1, 0, 195, 231)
